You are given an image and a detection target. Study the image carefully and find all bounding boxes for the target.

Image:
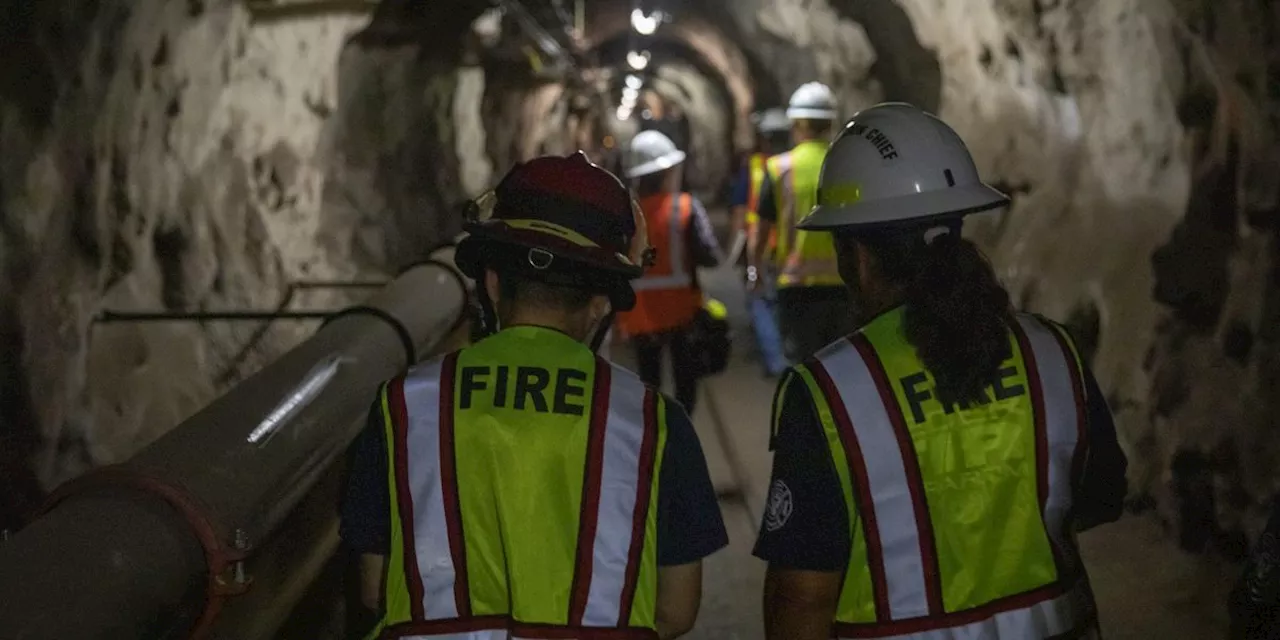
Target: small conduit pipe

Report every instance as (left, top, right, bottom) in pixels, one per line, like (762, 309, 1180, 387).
(90, 279, 391, 383)
(0, 247, 468, 640)
(243, 0, 378, 23)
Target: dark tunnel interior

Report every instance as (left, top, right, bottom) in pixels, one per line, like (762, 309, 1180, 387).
(1, 0, 1280, 637)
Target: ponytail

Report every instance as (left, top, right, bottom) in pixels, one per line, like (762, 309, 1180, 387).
(856, 226, 1014, 407)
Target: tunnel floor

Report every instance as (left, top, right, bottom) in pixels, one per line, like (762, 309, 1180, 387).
(607, 207, 1238, 639)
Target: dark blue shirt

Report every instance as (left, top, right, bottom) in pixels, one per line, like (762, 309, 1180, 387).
(729, 164, 751, 208)
(756, 171, 779, 223)
(753, 345, 1128, 571)
(341, 381, 728, 567)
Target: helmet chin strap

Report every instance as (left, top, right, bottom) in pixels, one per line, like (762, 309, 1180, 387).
(588, 310, 617, 353)
(474, 285, 501, 339)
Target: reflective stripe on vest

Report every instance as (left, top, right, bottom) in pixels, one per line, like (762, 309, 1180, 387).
(834, 579, 1099, 640)
(768, 143, 841, 288)
(746, 153, 776, 251)
(388, 628, 659, 640)
(380, 328, 663, 639)
(746, 153, 767, 218)
(795, 311, 1096, 639)
(633, 195, 691, 292)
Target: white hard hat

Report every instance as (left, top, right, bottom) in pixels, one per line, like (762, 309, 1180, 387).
(752, 108, 791, 133)
(786, 82, 838, 120)
(798, 102, 1009, 231)
(624, 130, 686, 178)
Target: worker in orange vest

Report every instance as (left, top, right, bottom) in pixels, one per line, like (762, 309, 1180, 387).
(617, 130, 724, 414)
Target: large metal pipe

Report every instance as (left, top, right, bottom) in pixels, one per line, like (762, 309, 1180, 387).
(0, 251, 468, 640)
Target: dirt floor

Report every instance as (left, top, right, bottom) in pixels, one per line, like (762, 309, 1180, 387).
(610, 228, 1239, 639)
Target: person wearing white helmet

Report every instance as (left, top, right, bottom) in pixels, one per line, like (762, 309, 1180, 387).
(752, 103, 1127, 639)
(728, 107, 792, 378)
(748, 81, 856, 367)
(616, 130, 724, 414)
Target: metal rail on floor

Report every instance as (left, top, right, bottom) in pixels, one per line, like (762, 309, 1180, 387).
(702, 367, 762, 528)
(0, 249, 469, 640)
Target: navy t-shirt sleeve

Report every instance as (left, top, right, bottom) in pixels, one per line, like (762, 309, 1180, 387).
(729, 165, 750, 207)
(657, 397, 730, 566)
(1034, 314, 1129, 531)
(752, 371, 850, 571)
(340, 396, 391, 555)
(1075, 363, 1128, 531)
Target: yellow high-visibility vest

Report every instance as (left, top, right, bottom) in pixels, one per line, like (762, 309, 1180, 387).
(789, 308, 1100, 639)
(745, 153, 767, 230)
(745, 153, 778, 255)
(767, 141, 841, 288)
(375, 326, 667, 639)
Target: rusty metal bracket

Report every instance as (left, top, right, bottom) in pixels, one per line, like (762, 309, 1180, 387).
(36, 466, 252, 640)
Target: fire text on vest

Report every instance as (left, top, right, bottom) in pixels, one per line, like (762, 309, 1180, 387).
(459, 365, 589, 416)
(899, 365, 1027, 424)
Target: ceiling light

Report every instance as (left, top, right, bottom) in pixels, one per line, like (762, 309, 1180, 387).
(631, 9, 658, 35)
(627, 50, 650, 70)
(622, 86, 639, 101)
(625, 75, 643, 90)
(616, 106, 632, 120)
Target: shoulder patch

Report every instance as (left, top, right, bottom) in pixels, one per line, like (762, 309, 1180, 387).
(764, 479, 794, 532)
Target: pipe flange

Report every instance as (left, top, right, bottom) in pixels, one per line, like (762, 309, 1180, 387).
(36, 465, 250, 640)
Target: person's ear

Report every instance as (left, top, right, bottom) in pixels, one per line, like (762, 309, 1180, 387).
(856, 242, 876, 293)
(589, 296, 612, 324)
(485, 270, 501, 305)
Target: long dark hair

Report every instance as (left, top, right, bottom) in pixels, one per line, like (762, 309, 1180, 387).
(851, 224, 1015, 406)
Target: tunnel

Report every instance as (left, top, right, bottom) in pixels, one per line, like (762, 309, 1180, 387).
(1, 0, 1279, 637)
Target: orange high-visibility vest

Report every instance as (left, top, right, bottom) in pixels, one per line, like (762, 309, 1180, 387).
(617, 193, 704, 337)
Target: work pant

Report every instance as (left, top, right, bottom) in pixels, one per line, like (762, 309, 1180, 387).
(775, 285, 857, 364)
(632, 328, 699, 414)
(747, 265, 787, 378)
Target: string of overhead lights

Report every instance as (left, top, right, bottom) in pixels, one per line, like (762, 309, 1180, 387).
(617, 6, 666, 120)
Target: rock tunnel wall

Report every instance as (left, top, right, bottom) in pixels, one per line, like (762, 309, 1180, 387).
(653, 62, 733, 196)
(0, 0, 374, 522)
(0, 0, 566, 528)
(1, 0, 1279, 556)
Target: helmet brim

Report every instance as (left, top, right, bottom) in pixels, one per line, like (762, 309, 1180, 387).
(786, 107, 838, 120)
(624, 150, 687, 178)
(798, 183, 1010, 231)
(455, 234, 639, 311)
(460, 221, 643, 278)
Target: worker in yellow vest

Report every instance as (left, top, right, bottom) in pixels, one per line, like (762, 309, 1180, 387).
(340, 153, 728, 640)
(730, 108, 790, 266)
(753, 103, 1128, 639)
(748, 82, 855, 365)
(732, 108, 791, 377)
